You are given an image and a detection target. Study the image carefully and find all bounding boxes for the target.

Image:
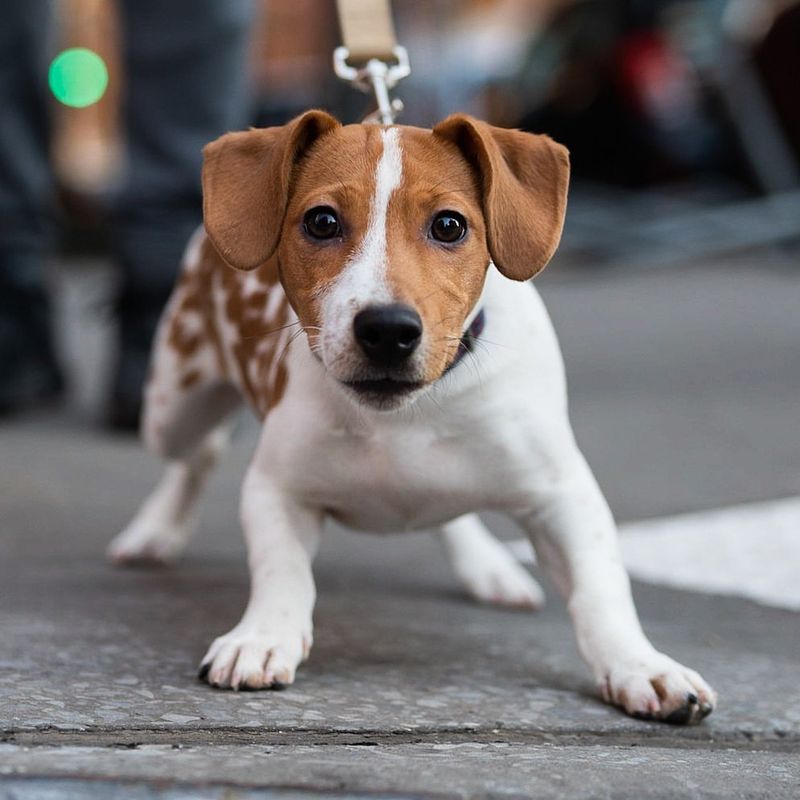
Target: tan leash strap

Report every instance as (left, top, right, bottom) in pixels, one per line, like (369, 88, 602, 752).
(334, 0, 409, 124)
(336, 0, 397, 63)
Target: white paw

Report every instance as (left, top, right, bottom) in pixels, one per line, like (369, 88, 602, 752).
(601, 651, 717, 725)
(198, 624, 312, 690)
(107, 519, 192, 566)
(455, 550, 545, 609)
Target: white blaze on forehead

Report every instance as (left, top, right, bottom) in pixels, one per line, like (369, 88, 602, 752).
(357, 126, 403, 287)
(320, 128, 404, 369)
(324, 127, 402, 313)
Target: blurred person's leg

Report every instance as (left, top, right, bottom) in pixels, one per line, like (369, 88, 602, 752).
(110, 0, 253, 429)
(0, 0, 63, 413)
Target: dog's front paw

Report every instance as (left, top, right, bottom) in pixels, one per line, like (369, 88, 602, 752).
(601, 652, 716, 725)
(198, 625, 312, 690)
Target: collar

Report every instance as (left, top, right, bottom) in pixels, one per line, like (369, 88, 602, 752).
(444, 308, 485, 374)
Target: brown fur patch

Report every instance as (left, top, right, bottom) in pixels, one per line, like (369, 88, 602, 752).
(180, 369, 203, 390)
(433, 115, 570, 281)
(386, 128, 489, 382)
(159, 236, 291, 417)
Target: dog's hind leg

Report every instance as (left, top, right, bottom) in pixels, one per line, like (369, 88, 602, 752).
(438, 514, 545, 609)
(108, 419, 234, 566)
(108, 272, 244, 566)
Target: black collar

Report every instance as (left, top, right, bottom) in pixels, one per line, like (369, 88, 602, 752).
(444, 308, 485, 374)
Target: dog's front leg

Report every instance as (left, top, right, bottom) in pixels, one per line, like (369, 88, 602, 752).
(517, 448, 716, 724)
(199, 467, 321, 690)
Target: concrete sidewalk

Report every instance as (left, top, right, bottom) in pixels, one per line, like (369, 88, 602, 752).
(1, 256, 799, 798)
(2, 419, 799, 798)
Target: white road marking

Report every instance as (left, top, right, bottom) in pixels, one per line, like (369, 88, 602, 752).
(507, 496, 800, 611)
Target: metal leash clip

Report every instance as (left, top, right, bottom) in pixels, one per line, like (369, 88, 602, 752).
(333, 45, 411, 125)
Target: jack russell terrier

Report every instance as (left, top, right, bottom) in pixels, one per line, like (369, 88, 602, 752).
(109, 111, 716, 724)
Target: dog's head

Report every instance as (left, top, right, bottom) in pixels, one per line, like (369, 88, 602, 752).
(202, 111, 569, 410)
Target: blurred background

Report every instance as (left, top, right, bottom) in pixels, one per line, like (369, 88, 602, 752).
(53, 0, 800, 262)
(3, 0, 799, 528)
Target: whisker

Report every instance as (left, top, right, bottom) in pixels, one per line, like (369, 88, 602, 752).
(275, 327, 307, 367)
(424, 386, 445, 414)
(473, 336, 514, 351)
(465, 348, 484, 390)
(239, 319, 302, 341)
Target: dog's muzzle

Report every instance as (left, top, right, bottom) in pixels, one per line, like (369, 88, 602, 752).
(341, 303, 425, 405)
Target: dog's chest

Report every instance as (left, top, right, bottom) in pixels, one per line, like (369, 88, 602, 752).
(256, 277, 566, 532)
(292, 419, 506, 531)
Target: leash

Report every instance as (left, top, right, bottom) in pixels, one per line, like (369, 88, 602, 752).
(333, 1, 486, 366)
(334, 0, 410, 124)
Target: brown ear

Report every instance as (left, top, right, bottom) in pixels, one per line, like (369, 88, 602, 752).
(202, 110, 341, 270)
(433, 115, 569, 281)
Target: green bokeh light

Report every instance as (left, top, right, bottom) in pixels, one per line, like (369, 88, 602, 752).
(48, 48, 109, 108)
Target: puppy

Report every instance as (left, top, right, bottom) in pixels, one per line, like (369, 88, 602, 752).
(109, 111, 716, 724)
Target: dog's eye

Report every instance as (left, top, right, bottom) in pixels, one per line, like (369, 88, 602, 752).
(303, 207, 341, 240)
(430, 211, 467, 244)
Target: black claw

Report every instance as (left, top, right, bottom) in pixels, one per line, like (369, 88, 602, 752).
(270, 681, 288, 691)
(699, 702, 713, 718)
(197, 663, 210, 680)
(687, 692, 698, 705)
(664, 706, 695, 725)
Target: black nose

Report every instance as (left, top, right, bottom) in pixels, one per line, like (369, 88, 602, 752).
(353, 304, 422, 366)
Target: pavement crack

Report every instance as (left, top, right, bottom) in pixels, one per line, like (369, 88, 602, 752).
(3, 726, 798, 753)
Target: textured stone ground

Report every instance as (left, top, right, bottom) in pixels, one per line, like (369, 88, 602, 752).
(1, 256, 798, 798)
